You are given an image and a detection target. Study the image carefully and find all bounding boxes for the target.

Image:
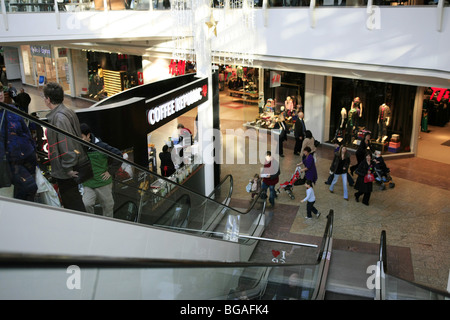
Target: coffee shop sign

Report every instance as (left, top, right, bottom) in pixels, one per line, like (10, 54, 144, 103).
(430, 87, 450, 102)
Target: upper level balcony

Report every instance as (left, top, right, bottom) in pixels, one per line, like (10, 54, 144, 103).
(1, 1, 449, 86)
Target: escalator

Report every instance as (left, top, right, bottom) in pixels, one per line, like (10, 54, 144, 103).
(0, 101, 267, 263)
(2, 103, 449, 300)
(0, 212, 333, 300)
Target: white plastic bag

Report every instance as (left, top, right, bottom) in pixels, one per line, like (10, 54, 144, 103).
(245, 181, 252, 193)
(35, 166, 61, 207)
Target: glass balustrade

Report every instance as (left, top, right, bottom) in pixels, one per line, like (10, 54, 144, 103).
(0, 102, 265, 244)
(0, 211, 333, 300)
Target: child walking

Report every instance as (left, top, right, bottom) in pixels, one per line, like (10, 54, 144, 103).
(250, 174, 261, 199)
(301, 180, 321, 219)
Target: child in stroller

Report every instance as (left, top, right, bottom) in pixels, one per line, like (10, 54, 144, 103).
(276, 165, 305, 200)
(373, 150, 395, 190)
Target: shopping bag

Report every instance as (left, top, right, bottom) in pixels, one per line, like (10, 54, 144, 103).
(364, 173, 375, 183)
(35, 166, 61, 207)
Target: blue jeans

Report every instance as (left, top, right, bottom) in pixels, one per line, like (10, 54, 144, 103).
(261, 182, 276, 206)
(329, 173, 348, 199)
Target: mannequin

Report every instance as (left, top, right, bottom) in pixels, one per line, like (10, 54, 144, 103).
(377, 103, 391, 142)
(265, 98, 274, 113)
(339, 107, 347, 130)
(285, 96, 294, 113)
(345, 102, 360, 145)
(351, 97, 363, 116)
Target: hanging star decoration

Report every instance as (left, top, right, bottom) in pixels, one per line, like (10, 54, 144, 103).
(205, 13, 218, 37)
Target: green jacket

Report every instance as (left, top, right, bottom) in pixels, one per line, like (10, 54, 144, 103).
(83, 134, 123, 189)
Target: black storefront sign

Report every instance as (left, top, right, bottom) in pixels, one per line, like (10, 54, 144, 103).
(76, 75, 208, 168)
(145, 77, 208, 132)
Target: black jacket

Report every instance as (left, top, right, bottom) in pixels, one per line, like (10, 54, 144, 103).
(294, 118, 306, 140)
(274, 120, 289, 141)
(159, 151, 176, 177)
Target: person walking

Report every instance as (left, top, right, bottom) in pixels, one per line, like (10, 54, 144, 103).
(159, 144, 176, 177)
(301, 130, 316, 162)
(301, 180, 320, 219)
(0, 90, 37, 202)
(298, 146, 317, 185)
(329, 146, 350, 200)
(43, 82, 88, 212)
(293, 111, 306, 155)
(260, 151, 280, 208)
(274, 114, 289, 157)
(80, 123, 123, 218)
(350, 132, 373, 175)
(15, 88, 31, 114)
(354, 151, 375, 206)
(325, 142, 355, 186)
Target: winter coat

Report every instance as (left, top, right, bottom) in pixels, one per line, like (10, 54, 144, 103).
(46, 103, 88, 180)
(262, 159, 280, 186)
(1, 108, 36, 163)
(354, 159, 374, 193)
(83, 133, 123, 189)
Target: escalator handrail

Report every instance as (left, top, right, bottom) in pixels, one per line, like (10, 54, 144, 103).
(310, 210, 334, 300)
(0, 252, 324, 269)
(377, 230, 450, 299)
(0, 102, 257, 216)
(207, 174, 233, 200)
(379, 230, 387, 273)
(316, 210, 334, 263)
(206, 174, 264, 215)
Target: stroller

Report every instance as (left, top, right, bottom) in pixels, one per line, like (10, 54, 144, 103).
(373, 151, 395, 190)
(276, 165, 305, 200)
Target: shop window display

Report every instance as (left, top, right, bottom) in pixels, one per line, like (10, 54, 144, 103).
(422, 87, 450, 129)
(85, 51, 142, 101)
(329, 77, 415, 155)
(245, 70, 305, 136)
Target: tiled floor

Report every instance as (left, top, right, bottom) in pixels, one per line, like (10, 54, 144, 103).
(217, 92, 450, 292)
(7, 81, 450, 292)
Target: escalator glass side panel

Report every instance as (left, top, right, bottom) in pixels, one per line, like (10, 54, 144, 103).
(384, 274, 450, 300)
(0, 254, 323, 300)
(0, 103, 263, 245)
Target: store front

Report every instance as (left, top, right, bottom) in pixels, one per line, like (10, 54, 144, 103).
(84, 51, 143, 101)
(20, 45, 72, 95)
(76, 74, 210, 196)
(244, 70, 305, 138)
(328, 77, 417, 155)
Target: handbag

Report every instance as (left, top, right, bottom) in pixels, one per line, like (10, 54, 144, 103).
(0, 111, 12, 188)
(73, 157, 94, 184)
(364, 172, 375, 183)
(314, 139, 320, 147)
